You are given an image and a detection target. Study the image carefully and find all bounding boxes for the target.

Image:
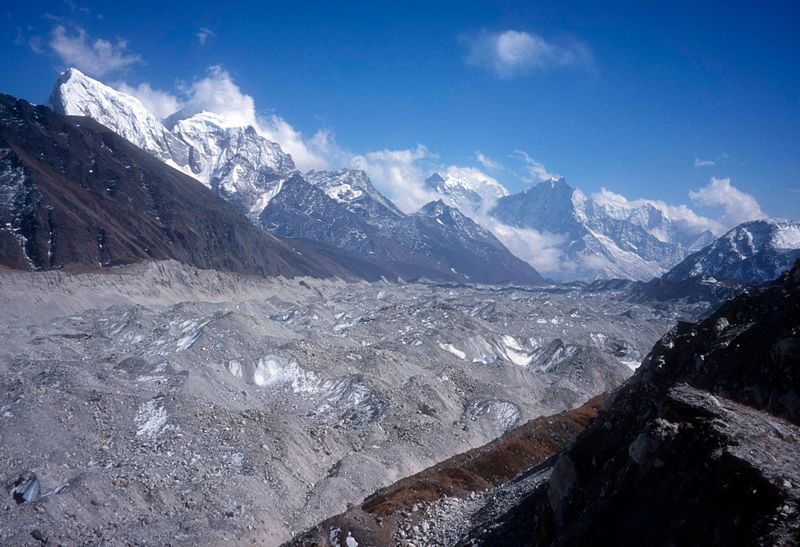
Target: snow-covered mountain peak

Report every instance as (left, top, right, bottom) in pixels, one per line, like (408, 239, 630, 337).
(172, 110, 235, 130)
(663, 218, 800, 283)
(304, 168, 403, 222)
(425, 170, 508, 215)
(489, 177, 726, 281)
(49, 69, 296, 219)
(49, 68, 190, 171)
(764, 218, 800, 249)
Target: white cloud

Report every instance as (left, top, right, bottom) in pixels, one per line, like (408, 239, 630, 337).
(475, 151, 501, 170)
(197, 27, 215, 46)
(462, 29, 592, 78)
(178, 65, 257, 127)
(694, 157, 715, 168)
(478, 218, 567, 276)
(166, 66, 331, 171)
(514, 150, 559, 182)
(114, 82, 182, 118)
(689, 177, 765, 228)
(350, 145, 438, 212)
(49, 25, 141, 76)
(258, 115, 333, 172)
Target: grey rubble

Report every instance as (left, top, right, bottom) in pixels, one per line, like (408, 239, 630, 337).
(0, 260, 699, 545)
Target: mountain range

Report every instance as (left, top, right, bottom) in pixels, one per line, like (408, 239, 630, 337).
(37, 68, 800, 285)
(48, 68, 542, 284)
(428, 172, 716, 281)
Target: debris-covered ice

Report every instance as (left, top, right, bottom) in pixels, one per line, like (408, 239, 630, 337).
(0, 261, 707, 545)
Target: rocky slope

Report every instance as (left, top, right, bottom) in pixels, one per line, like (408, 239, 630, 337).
(0, 93, 375, 279)
(287, 396, 605, 547)
(463, 259, 800, 545)
(663, 218, 800, 283)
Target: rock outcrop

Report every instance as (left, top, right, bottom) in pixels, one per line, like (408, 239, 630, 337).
(467, 259, 800, 546)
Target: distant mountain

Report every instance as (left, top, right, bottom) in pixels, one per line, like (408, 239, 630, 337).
(305, 168, 404, 224)
(663, 218, 800, 283)
(169, 111, 294, 219)
(424, 171, 508, 214)
(50, 68, 296, 221)
(0, 93, 385, 279)
(487, 178, 715, 282)
(49, 68, 191, 171)
(410, 199, 542, 283)
(262, 173, 543, 284)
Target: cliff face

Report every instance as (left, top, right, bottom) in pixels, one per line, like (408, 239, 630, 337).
(469, 260, 800, 546)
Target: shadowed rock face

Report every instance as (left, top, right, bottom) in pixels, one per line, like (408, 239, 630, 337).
(466, 260, 800, 546)
(0, 94, 386, 279)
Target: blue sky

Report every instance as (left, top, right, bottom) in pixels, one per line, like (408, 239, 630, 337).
(2, 1, 799, 222)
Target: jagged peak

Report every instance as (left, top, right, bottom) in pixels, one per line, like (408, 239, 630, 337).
(419, 198, 450, 214)
(424, 172, 446, 186)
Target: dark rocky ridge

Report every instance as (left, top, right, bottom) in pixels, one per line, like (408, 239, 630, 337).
(465, 260, 800, 546)
(0, 94, 389, 279)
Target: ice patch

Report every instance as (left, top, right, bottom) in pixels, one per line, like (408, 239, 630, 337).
(439, 342, 466, 360)
(468, 400, 521, 432)
(621, 359, 641, 371)
(175, 317, 213, 352)
(440, 335, 537, 367)
(135, 399, 167, 438)
(500, 335, 534, 366)
(224, 356, 381, 423)
(251, 355, 319, 393)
